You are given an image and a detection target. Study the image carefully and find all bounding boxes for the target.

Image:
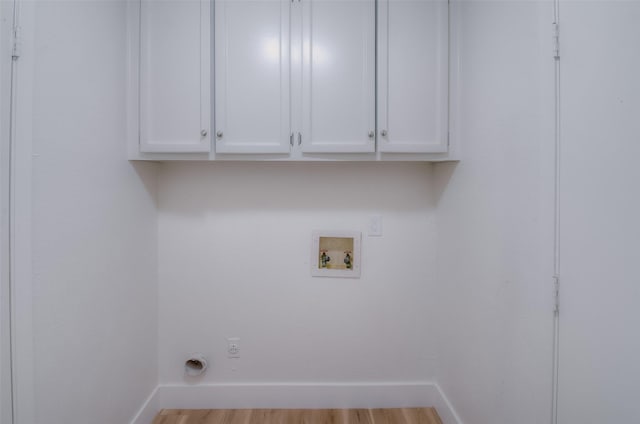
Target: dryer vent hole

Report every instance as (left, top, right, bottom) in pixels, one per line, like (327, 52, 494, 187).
(186, 359, 204, 370)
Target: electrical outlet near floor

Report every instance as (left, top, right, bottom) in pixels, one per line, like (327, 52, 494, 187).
(227, 337, 240, 358)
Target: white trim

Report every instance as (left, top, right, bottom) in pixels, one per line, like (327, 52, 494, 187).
(129, 382, 460, 424)
(0, 0, 15, 420)
(551, 2, 561, 424)
(10, 0, 35, 422)
(126, 0, 141, 160)
(130, 387, 160, 424)
(447, 0, 461, 162)
(432, 383, 463, 424)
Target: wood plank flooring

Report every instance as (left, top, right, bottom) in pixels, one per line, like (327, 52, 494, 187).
(153, 408, 442, 424)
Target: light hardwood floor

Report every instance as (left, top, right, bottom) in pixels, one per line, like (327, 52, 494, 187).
(153, 408, 443, 424)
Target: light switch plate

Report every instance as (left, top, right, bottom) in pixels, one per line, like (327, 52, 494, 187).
(368, 215, 382, 237)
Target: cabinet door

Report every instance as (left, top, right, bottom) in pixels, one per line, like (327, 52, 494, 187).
(377, 0, 448, 153)
(139, 0, 211, 153)
(215, 0, 290, 154)
(300, 0, 375, 153)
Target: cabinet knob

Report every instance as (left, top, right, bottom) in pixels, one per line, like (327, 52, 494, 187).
(381, 130, 388, 137)
(216, 131, 223, 139)
(201, 129, 208, 137)
(368, 131, 375, 139)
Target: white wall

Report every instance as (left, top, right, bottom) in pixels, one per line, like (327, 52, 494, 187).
(27, 1, 159, 423)
(434, 1, 556, 423)
(158, 162, 438, 391)
(15, 2, 639, 423)
(558, 2, 640, 422)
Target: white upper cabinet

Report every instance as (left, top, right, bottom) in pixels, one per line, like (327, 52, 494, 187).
(138, 0, 211, 153)
(129, 0, 453, 160)
(377, 0, 448, 153)
(214, 0, 291, 154)
(300, 0, 376, 153)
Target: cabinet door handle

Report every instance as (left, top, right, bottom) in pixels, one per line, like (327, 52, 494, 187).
(297, 132, 302, 146)
(216, 131, 223, 139)
(368, 131, 375, 139)
(381, 130, 388, 137)
(201, 129, 208, 137)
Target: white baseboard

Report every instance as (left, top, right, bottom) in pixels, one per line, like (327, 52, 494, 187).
(432, 383, 463, 424)
(130, 386, 159, 424)
(130, 382, 460, 424)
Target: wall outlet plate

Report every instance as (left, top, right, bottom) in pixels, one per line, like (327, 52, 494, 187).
(226, 337, 240, 358)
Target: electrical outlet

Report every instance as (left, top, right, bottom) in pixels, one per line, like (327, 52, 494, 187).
(227, 337, 240, 358)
